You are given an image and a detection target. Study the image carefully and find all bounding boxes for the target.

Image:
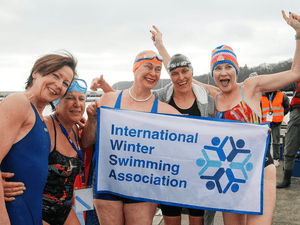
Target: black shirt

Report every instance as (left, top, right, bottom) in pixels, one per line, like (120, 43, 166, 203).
(169, 96, 201, 116)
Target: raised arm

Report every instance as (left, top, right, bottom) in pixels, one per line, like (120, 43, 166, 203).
(280, 81, 298, 92)
(90, 75, 115, 93)
(192, 79, 221, 100)
(81, 102, 98, 148)
(81, 91, 118, 148)
(287, 11, 300, 74)
(249, 11, 300, 94)
(150, 25, 220, 99)
(150, 25, 171, 71)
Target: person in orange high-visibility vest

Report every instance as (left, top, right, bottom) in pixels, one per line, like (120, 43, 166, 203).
(277, 81, 300, 188)
(261, 90, 290, 167)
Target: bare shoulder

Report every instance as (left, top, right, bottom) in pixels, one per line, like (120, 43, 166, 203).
(0, 93, 34, 161)
(243, 76, 259, 87)
(157, 100, 180, 115)
(0, 93, 32, 119)
(242, 76, 263, 98)
(96, 91, 121, 108)
(1, 92, 30, 106)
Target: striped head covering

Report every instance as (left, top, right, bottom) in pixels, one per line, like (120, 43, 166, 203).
(210, 45, 239, 77)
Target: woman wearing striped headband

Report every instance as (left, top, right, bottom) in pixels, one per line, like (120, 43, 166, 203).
(82, 50, 180, 225)
(152, 10, 300, 225)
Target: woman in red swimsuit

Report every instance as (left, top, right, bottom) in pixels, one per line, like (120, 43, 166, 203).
(151, 10, 300, 225)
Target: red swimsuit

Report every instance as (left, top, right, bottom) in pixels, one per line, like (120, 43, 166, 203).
(214, 84, 261, 123)
(214, 84, 273, 167)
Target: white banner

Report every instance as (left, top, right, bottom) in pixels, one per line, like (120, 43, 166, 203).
(95, 107, 270, 215)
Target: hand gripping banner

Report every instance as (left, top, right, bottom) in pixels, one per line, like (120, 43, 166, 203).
(95, 107, 270, 215)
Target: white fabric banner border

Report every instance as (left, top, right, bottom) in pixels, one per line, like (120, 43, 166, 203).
(95, 107, 270, 215)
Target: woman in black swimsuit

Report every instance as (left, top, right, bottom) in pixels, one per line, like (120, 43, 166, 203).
(42, 79, 87, 225)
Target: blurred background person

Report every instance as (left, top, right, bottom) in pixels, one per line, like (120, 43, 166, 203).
(277, 80, 300, 188)
(261, 90, 290, 167)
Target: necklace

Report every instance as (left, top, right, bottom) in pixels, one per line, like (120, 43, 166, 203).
(129, 88, 153, 102)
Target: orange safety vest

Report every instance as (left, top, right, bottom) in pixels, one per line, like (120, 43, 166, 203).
(261, 92, 284, 123)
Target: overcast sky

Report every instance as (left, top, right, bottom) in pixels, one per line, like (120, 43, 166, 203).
(1, 0, 299, 92)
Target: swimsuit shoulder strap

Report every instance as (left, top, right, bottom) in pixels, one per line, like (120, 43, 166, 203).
(239, 83, 245, 101)
(114, 90, 124, 109)
(30, 102, 40, 121)
(215, 92, 222, 108)
(50, 115, 57, 151)
(151, 97, 158, 113)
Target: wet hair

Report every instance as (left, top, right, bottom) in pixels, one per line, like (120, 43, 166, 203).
(25, 51, 78, 110)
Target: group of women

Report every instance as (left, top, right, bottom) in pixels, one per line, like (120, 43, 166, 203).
(0, 10, 299, 225)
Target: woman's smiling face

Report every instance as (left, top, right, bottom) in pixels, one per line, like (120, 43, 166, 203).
(56, 91, 86, 123)
(170, 67, 193, 92)
(134, 62, 161, 89)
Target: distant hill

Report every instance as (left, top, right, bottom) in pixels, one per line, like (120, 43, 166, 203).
(112, 59, 293, 90)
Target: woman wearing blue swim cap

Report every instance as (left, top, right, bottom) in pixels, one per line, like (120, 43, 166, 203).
(41, 79, 87, 225)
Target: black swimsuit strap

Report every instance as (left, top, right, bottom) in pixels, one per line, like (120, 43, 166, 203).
(50, 116, 57, 151)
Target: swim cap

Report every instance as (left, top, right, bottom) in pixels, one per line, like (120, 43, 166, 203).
(54, 78, 88, 106)
(210, 45, 239, 77)
(167, 54, 193, 74)
(133, 50, 163, 72)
